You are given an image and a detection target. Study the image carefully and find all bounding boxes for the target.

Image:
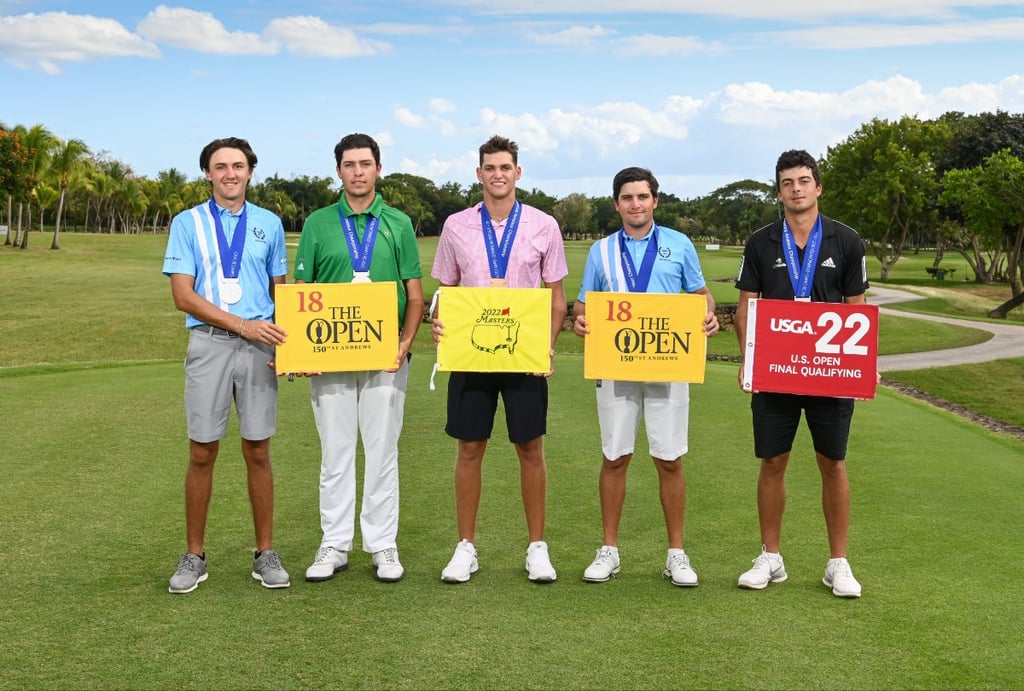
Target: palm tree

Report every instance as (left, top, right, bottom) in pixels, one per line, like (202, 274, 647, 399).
(260, 187, 298, 223)
(181, 178, 210, 209)
(85, 169, 114, 233)
(94, 160, 131, 233)
(121, 177, 149, 233)
(49, 137, 90, 249)
(34, 183, 59, 231)
(150, 168, 187, 231)
(15, 124, 57, 249)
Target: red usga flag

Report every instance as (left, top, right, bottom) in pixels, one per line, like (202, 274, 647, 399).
(741, 298, 879, 399)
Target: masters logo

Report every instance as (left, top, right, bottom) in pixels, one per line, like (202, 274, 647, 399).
(472, 306, 519, 354)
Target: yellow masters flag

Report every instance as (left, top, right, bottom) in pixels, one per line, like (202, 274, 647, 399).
(583, 291, 708, 383)
(436, 287, 552, 373)
(274, 282, 399, 374)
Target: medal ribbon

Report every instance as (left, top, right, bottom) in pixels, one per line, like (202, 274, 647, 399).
(338, 207, 381, 274)
(781, 215, 823, 298)
(480, 201, 522, 280)
(209, 199, 248, 279)
(618, 225, 659, 292)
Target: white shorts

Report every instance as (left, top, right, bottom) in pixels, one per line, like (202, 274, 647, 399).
(595, 380, 690, 461)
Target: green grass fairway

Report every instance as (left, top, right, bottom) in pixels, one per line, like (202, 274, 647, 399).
(2, 358, 1022, 689)
(1, 233, 1022, 689)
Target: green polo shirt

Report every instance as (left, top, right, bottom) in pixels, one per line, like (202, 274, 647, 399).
(294, 193, 423, 322)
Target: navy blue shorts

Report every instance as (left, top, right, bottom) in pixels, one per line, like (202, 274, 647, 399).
(445, 372, 547, 444)
(751, 392, 854, 461)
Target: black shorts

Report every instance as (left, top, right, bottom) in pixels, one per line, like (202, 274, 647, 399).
(445, 372, 547, 444)
(751, 392, 855, 461)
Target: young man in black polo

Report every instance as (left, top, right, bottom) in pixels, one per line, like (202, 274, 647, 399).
(734, 149, 869, 598)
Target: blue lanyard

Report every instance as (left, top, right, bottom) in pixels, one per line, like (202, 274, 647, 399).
(480, 201, 522, 280)
(618, 225, 659, 292)
(338, 207, 381, 273)
(781, 215, 822, 298)
(209, 199, 247, 279)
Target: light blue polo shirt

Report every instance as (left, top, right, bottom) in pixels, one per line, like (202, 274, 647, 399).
(577, 225, 706, 302)
(162, 200, 288, 328)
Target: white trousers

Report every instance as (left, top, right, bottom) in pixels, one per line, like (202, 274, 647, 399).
(309, 360, 409, 554)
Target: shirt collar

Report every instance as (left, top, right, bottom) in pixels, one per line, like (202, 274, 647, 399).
(339, 192, 384, 218)
(212, 200, 246, 217)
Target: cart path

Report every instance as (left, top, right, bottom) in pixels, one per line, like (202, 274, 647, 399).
(870, 286, 1024, 372)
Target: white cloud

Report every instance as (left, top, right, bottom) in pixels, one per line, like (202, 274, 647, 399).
(842, 77, 929, 117)
(479, 107, 560, 153)
(5, 6, 401, 64)
(399, 149, 479, 183)
(613, 34, 722, 56)
(708, 76, 956, 129)
(529, 25, 611, 47)
(0, 12, 159, 73)
(138, 8, 391, 59)
(395, 107, 425, 128)
(588, 101, 689, 139)
(396, 99, 696, 165)
(547, 108, 650, 156)
(428, 97, 457, 114)
(772, 17, 1024, 49)
(933, 75, 1024, 112)
(358, 22, 456, 37)
(393, 71, 1024, 198)
(263, 16, 391, 57)
(394, 104, 458, 136)
(663, 95, 705, 119)
(137, 6, 275, 55)
(435, 0, 1023, 22)
(436, 119, 460, 136)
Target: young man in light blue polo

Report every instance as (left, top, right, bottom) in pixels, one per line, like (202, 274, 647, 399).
(572, 166, 719, 587)
(162, 137, 290, 594)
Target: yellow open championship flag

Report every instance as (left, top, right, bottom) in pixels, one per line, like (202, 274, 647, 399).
(274, 282, 399, 374)
(436, 287, 552, 373)
(583, 291, 708, 383)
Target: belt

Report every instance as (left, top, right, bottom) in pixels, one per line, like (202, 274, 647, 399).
(192, 324, 241, 338)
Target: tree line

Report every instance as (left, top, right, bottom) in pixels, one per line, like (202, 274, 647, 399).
(0, 122, 774, 248)
(2, 112, 1023, 313)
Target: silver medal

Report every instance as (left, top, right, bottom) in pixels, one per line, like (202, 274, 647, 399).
(220, 278, 243, 304)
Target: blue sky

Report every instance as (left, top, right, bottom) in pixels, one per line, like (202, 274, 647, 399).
(2, 1, 1023, 200)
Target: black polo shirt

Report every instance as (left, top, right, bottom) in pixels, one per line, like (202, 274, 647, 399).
(735, 215, 869, 302)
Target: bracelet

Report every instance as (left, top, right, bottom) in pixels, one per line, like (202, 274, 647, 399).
(238, 318, 245, 336)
